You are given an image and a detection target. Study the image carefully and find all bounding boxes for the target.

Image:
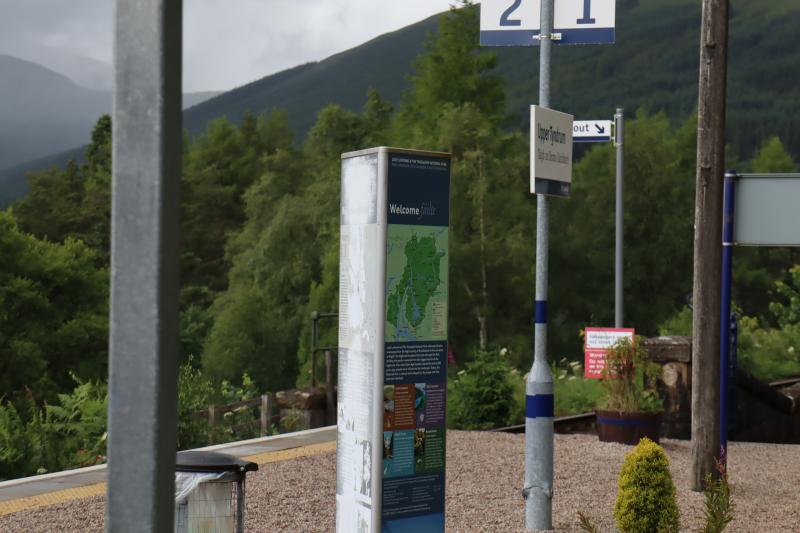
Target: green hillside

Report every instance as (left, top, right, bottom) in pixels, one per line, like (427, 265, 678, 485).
(182, 13, 440, 136)
(4, 0, 799, 209)
(183, 0, 800, 161)
(0, 147, 84, 207)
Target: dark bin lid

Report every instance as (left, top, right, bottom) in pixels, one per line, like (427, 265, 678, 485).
(176, 451, 258, 473)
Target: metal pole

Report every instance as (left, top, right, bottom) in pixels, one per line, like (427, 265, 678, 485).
(236, 477, 246, 533)
(719, 171, 736, 461)
(311, 312, 318, 387)
(525, 0, 554, 530)
(614, 109, 624, 328)
(325, 350, 335, 425)
(106, 0, 182, 531)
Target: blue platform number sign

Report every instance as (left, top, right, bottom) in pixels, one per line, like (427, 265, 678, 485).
(480, 0, 615, 46)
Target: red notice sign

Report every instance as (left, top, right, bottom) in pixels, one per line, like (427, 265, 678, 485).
(584, 327, 635, 379)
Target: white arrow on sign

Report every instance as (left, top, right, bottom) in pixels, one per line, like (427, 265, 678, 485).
(573, 120, 613, 143)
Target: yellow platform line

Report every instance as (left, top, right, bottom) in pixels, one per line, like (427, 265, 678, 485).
(0, 482, 106, 516)
(0, 440, 336, 517)
(243, 440, 336, 465)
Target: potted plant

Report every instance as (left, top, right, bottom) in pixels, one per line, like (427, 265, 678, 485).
(595, 336, 664, 445)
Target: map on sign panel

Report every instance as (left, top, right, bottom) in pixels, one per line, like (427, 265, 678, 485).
(385, 225, 448, 342)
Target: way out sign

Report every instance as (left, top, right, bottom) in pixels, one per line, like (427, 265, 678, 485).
(573, 120, 613, 143)
(480, 0, 616, 46)
(531, 105, 573, 197)
(584, 327, 634, 379)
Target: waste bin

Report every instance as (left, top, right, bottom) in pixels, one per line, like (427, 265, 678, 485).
(174, 451, 258, 533)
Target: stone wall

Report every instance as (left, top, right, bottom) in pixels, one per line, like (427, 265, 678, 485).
(643, 335, 800, 443)
(642, 336, 692, 439)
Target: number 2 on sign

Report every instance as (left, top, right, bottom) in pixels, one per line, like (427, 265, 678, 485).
(500, 0, 522, 26)
(499, 0, 596, 27)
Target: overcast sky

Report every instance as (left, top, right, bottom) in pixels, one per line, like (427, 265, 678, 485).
(0, 0, 455, 92)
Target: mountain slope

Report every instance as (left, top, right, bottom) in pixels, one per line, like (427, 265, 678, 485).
(0, 147, 84, 208)
(0, 55, 221, 170)
(182, 13, 440, 137)
(184, 0, 799, 160)
(0, 55, 109, 170)
(4, 0, 799, 208)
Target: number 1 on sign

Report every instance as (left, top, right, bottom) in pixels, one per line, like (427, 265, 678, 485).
(577, 0, 596, 24)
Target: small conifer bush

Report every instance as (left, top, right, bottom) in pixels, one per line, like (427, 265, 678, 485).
(614, 438, 680, 533)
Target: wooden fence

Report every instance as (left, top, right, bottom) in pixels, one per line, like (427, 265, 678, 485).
(202, 393, 275, 445)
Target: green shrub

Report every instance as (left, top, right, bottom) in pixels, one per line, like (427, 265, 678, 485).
(614, 438, 680, 533)
(0, 401, 45, 480)
(216, 373, 263, 441)
(177, 361, 266, 447)
(698, 456, 735, 533)
(737, 316, 800, 381)
(448, 348, 522, 430)
(0, 377, 107, 480)
(41, 377, 108, 469)
(177, 358, 214, 449)
(659, 264, 800, 382)
(658, 306, 693, 337)
(0, 363, 265, 480)
(551, 358, 603, 416)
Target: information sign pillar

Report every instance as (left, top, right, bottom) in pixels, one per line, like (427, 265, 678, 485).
(336, 147, 451, 533)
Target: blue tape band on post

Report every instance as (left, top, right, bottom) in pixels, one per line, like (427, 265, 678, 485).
(526, 394, 554, 419)
(535, 301, 547, 324)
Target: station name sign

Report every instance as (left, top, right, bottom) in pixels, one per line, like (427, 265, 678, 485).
(531, 105, 573, 197)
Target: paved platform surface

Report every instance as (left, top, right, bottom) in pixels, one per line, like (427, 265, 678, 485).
(0, 425, 336, 515)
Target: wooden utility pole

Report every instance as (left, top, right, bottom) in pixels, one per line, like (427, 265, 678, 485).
(691, 0, 730, 491)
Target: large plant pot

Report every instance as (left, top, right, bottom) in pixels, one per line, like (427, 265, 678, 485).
(595, 409, 662, 445)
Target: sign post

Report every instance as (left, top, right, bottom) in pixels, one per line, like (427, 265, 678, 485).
(573, 112, 624, 327)
(336, 147, 451, 533)
(481, 1, 616, 531)
(614, 109, 625, 327)
(719, 171, 800, 462)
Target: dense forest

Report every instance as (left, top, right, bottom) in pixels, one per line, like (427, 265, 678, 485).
(1, 2, 799, 479)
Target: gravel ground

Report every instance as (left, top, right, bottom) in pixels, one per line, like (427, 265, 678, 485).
(2, 431, 798, 532)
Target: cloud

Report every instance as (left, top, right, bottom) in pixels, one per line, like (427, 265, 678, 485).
(1, 0, 454, 91)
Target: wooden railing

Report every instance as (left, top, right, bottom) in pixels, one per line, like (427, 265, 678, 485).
(202, 393, 275, 445)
